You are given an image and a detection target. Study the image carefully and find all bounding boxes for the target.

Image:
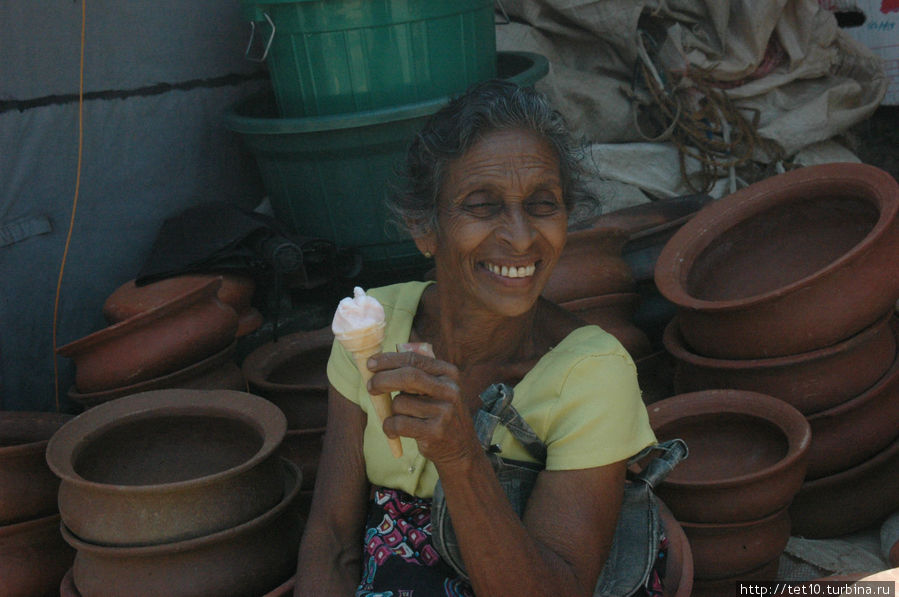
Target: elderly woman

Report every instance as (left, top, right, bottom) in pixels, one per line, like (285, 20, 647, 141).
(295, 80, 659, 596)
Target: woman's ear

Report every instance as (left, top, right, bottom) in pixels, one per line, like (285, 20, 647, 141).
(413, 230, 437, 258)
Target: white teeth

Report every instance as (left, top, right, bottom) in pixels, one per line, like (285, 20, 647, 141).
(486, 263, 536, 279)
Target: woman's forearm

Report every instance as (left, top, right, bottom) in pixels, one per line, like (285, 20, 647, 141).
(436, 454, 623, 597)
(294, 523, 362, 596)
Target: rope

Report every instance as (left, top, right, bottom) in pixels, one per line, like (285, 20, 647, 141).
(52, 0, 86, 412)
(630, 31, 788, 194)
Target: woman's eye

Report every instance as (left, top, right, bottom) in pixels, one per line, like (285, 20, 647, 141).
(462, 195, 502, 216)
(525, 194, 562, 216)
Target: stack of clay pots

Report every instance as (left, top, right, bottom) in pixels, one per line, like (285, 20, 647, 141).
(0, 411, 75, 597)
(545, 226, 652, 359)
(58, 275, 253, 409)
(646, 390, 811, 594)
(242, 326, 332, 516)
(654, 163, 899, 539)
(47, 389, 302, 597)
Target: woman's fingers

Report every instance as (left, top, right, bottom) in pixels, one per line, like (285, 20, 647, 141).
(366, 352, 460, 398)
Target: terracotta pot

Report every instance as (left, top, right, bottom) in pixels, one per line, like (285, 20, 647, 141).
(544, 226, 634, 303)
(0, 513, 75, 597)
(64, 459, 302, 597)
(805, 332, 899, 479)
(789, 432, 899, 539)
(664, 311, 897, 416)
(636, 350, 676, 406)
(242, 326, 333, 428)
(559, 292, 653, 358)
(103, 274, 262, 337)
(47, 389, 288, 546)
(0, 411, 73, 524)
(277, 427, 325, 491)
(655, 163, 899, 359)
(66, 341, 246, 409)
(58, 278, 239, 392)
(690, 558, 780, 597)
(659, 500, 694, 597)
(647, 390, 811, 523)
(681, 507, 790, 580)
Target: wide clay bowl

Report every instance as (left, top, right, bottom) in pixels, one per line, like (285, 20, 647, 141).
(647, 390, 811, 523)
(681, 507, 791, 580)
(57, 277, 239, 392)
(0, 513, 75, 597)
(64, 459, 302, 597)
(46, 389, 287, 546)
(654, 162, 899, 359)
(659, 500, 694, 597)
(103, 274, 262, 337)
(789, 432, 899, 539)
(690, 558, 780, 597)
(664, 310, 897, 415)
(544, 226, 634, 303)
(805, 333, 899, 479)
(277, 427, 325, 491)
(66, 341, 247, 410)
(242, 326, 333, 428)
(0, 411, 73, 524)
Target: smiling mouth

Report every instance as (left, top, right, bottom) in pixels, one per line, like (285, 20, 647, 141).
(483, 262, 537, 279)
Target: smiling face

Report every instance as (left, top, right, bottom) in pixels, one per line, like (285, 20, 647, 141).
(417, 127, 569, 319)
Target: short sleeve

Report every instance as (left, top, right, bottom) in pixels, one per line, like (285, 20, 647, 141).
(326, 338, 365, 408)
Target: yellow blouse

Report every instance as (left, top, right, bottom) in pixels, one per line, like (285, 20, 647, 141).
(327, 281, 657, 498)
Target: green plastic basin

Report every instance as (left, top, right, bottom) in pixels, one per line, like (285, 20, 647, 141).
(242, 0, 497, 117)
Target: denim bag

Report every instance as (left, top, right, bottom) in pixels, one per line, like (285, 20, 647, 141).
(431, 383, 688, 597)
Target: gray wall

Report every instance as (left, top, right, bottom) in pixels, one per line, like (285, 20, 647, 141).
(1, 1, 270, 411)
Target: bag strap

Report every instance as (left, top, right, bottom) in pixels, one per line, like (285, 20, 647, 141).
(474, 383, 547, 462)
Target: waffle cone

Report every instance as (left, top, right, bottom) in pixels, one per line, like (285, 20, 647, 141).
(335, 322, 402, 458)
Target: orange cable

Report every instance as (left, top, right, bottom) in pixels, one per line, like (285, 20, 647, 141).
(52, 0, 86, 412)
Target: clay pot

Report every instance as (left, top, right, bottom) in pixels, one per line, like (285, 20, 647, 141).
(0, 411, 73, 524)
(242, 326, 333, 428)
(789, 432, 899, 539)
(655, 163, 899, 359)
(58, 278, 239, 392)
(560, 292, 653, 358)
(544, 226, 634, 304)
(664, 311, 897, 416)
(63, 570, 300, 597)
(690, 558, 780, 597)
(277, 427, 325, 491)
(681, 507, 790, 580)
(0, 513, 75, 597)
(262, 575, 296, 597)
(636, 350, 676, 406)
(647, 390, 811, 523)
(66, 341, 246, 409)
(46, 389, 288, 546)
(103, 274, 263, 338)
(805, 333, 899, 479)
(63, 459, 302, 597)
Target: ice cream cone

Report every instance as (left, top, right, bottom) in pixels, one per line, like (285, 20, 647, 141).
(334, 321, 403, 458)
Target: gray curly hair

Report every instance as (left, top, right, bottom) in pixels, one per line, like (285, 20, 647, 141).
(388, 79, 597, 237)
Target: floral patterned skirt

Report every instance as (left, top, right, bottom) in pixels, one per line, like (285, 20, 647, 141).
(355, 487, 667, 597)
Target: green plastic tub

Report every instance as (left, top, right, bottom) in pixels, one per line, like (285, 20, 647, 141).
(242, 0, 496, 117)
(225, 51, 549, 279)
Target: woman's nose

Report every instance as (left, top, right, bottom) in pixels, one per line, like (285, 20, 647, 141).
(496, 205, 537, 250)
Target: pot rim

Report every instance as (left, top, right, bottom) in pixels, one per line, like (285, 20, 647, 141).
(807, 317, 899, 421)
(66, 341, 239, 405)
(559, 292, 641, 311)
(0, 512, 61, 540)
(57, 278, 228, 356)
(0, 412, 74, 459)
(46, 390, 287, 493)
(654, 163, 899, 312)
(103, 275, 255, 323)
(60, 458, 299, 557)
(799, 425, 899, 492)
(647, 390, 811, 489)
(242, 326, 333, 392)
(678, 504, 789, 530)
(663, 310, 895, 371)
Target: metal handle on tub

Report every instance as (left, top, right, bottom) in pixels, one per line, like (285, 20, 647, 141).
(245, 12, 276, 62)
